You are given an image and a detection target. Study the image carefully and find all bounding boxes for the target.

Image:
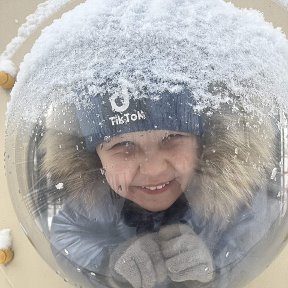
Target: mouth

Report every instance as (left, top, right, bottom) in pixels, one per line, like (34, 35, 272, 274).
(134, 179, 175, 195)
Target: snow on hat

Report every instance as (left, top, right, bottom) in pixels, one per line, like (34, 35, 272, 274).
(7, 0, 288, 138)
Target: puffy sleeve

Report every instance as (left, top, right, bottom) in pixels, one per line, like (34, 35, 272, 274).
(50, 199, 135, 287)
(209, 189, 281, 288)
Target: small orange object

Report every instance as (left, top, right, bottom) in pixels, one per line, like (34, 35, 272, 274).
(0, 71, 15, 89)
(0, 249, 14, 265)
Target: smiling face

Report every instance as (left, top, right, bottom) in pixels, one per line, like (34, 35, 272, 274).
(96, 130, 199, 212)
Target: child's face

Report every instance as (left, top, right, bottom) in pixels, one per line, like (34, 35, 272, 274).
(96, 130, 198, 212)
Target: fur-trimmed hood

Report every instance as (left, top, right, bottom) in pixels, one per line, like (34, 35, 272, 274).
(39, 101, 277, 225)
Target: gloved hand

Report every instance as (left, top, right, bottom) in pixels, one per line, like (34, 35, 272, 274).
(159, 224, 214, 283)
(109, 233, 167, 288)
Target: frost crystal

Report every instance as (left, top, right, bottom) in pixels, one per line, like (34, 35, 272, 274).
(270, 168, 278, 180)
(6, 0, 288, 131)
(55, 182, 64, 190)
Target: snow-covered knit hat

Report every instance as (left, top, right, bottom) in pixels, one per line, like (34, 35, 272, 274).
(7, 0, 288, 150)
(77, 88, 203, 151)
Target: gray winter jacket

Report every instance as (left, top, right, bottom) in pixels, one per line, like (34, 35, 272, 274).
(50, 184, 281, 288)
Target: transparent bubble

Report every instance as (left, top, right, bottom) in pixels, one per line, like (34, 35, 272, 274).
(4, 1, 288, 288)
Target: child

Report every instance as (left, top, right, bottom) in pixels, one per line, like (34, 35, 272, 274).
(40, 88, 277, 288)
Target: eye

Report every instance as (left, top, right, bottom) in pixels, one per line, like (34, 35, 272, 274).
(109, 141, 136, 157)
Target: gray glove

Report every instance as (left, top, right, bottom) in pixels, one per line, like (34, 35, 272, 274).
(109, 233, 167, 288)
(159, 224, 214, 283)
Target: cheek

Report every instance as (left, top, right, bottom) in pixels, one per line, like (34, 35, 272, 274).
(175, 149, 198, 176)
(104, 161, 137, 192)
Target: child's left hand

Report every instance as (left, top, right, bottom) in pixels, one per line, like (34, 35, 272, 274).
(159, 224, 214, 283)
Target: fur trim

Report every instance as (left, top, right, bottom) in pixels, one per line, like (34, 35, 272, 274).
(186, 106, 276, 223)
(39, 104, 277, 224)
(39, 130, 103, 209)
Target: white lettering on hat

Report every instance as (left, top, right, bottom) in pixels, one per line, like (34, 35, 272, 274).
(109, 110, 146, 126)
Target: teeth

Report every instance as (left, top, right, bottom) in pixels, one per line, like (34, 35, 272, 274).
(142, 181, 170, 191)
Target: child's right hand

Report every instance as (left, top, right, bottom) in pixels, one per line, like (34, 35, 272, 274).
(109, 233, 167, 288)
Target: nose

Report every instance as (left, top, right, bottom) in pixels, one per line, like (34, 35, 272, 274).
(139, 150, 170, 178)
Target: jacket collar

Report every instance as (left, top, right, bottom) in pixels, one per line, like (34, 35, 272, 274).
(120, 195, 194, 234)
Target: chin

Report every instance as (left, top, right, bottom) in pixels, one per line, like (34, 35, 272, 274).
(136, 199, 177, 212)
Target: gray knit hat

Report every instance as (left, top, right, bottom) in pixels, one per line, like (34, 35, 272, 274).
(77, 88, 203, 151)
